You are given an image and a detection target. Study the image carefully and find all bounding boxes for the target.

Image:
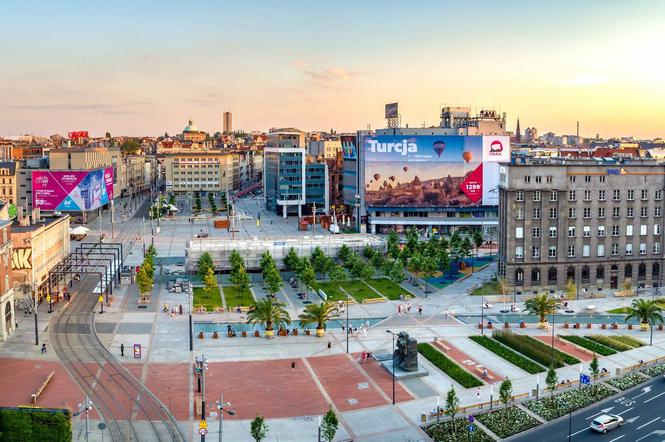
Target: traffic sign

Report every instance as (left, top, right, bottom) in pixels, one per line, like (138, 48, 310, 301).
(199, 419, 208, 430)
(467, 415, 475, 423)
(468, 424, 476, 432)
(98, 295, 103, 303)
(580, 374, 591, 385)
(198, 428, 208, 436)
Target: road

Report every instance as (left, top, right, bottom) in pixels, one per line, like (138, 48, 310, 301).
(509, 375, 665, 442)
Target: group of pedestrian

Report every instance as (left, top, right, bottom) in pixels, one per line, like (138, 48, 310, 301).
(360, 350, 373, 364)
(397, 302, 423, 315)
(443, 307, 456, 318)
(164, 303, 183, 316)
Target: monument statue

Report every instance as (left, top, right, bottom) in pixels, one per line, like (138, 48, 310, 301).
(393, 331, 418, 371)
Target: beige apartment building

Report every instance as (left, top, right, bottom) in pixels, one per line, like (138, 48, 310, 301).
(0, 162, 17, 205)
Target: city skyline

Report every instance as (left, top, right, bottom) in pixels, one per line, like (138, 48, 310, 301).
(1, 0, 665, 138)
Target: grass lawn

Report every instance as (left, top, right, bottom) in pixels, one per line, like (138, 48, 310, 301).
(365, 278, 413, 300)
(342, 280, 382, 302)
(193, 287, 223, 311)
(607, 307, 629, 314)
(471, 280, 501, 296)
(313, 281, 347, 302)
(222, 285, 255, 307)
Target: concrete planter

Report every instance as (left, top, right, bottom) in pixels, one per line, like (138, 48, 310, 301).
(316, 328, 325, 337)
(265, 329, 275, 339)
(640, 323, 649, 331)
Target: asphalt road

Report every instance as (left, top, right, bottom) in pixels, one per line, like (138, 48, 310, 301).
(508, 375, 665, 441)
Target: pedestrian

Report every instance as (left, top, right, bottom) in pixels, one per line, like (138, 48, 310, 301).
(444, 308, 449, 318)
(120, 343, 125, 357)
(362, 326, 367, 337)
(179, 304, 183, 315)
(365, 320, 370, 329)
(291, 360, 296, 372)
(397, 304, 402, 315)
(406, 302, 412, 312)
(477, 387, 482, 408)
(451, 307, 456, 317)
(41, 344, 47, 354)
(361, 350, 367, 364)
(327, 341, 332, 350)
(418, 305, 423, 315)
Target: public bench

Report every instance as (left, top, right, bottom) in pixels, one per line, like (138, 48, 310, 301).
(31, 371, 55, 403)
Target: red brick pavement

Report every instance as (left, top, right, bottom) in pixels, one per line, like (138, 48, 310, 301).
(533, 335, 593, 362)
(433, 339, 504, 383)
(144, 363, 190, 420)
(355, 355, 413, 402)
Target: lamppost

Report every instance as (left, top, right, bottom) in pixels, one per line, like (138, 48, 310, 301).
(354, 194, 360, 233)
(189, 281, 194, 352)
(73, 397, 93, 442)
(550, 300, 556, 362)
(216, 394, 235, 442)
(386, 330, 397, 405)
(481, 294, 485, 335)
(346, 289, 350, 354)
(32, 284, 39, 346)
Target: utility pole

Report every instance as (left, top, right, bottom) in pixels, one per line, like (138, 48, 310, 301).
(311, 201, 316, 235)
(98, 208, 102, 244)
(33, 285, 39, 346)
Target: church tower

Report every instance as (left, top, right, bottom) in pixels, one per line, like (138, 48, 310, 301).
(515, 118, 521, 143)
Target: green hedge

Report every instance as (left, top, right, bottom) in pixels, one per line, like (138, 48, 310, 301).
(611, 335, 644, 348)
(559, 335, 616, 356)
(477, 406, 541, 439)
(425, 417, 494, 442)
(469, 335, 545, 374)
(417, 343, 483, 388)
(492, 331, 580, 368)
(586, 335, 633, 351)
(0, 407, 71, 442)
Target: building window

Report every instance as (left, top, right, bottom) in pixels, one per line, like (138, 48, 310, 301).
(656, 190, 662, 201)
(532, 208, 540, 219)
(568, 226, 576, 237)
(583, 207, 590, 218)
(532, 246, 540, 259)
(549, 208, 557, 219)
(640, 224, 647, 236)
(550, 190, 558, 202)
(515, 246, 524, 259)
(598, 226, 605, 237)
(549, 226, 557, 238)
(584, 190, 591, 201)
(570, 176, 577, 183)
(626, 243, 633, 255)
(568, 245, 575, 257)
(549, 245, 557, 258)
(584, 175, 591, 183)
(655, 224, 661, 235)
(569, 190, 576, 201)
(524, 176, 531, 184)
(516, 190, 524, 201)
(612, 207, 620, 218)
(546, 176, 553, 183)
(570, 208, 577, 219)
(516, 268, 524, 285)
(612, 225, 620, 236)
(641, 207, 648, 218)
(628, 189, 634, 200)
(516, 227, 524, 239)
(597, 244, 605, 257)
(531, 268, 541, 284)
(612, 189, 620, 201)
(611, 243, 618, 255)
(533, 190, 541, 202)
(599, 176, 605, 183)
(535, 176, 542, 183)
(627, 207, 634, 218)
(598, 207, 605, 218)
(656, 207, 662, 217)
(625, 264, 633, 278)
(583, 244, 590, 257)
(642, 189, 649, 200)
(533, 227, 541, 238)
(516, 208, 524, 219)
(548, 267, 557, 284)
(655, 243, 661, 254)
(627, 225, 633, 236)
(640, 243, 647, 255)
(583, 226, 591, 237)
(598, 190, 606, 201)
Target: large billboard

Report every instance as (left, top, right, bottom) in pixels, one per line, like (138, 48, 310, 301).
(364, 135, 509, 208)
(32, 168, 114, 212)
(385, 103, 399, 119)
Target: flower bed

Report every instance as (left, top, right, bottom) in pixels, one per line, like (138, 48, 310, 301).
(417, 343, 483, 388)
(559, 335, 616, 356)
(607, 372, 649, 390)
(492, 331, 580, 368)
(586, 335, 633, 351)
(525, 384, 615, 421)
(476, 406, 541, 439)
(611, 335, 644, 348)
(469, 335, 545, 374)
(641, 362, 665, 378)
(424, 418, 493, 442)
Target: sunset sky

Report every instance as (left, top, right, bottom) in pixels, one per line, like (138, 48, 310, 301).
(1, 1, 664, 138)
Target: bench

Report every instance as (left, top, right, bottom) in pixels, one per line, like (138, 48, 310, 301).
(31, 371, 55, 403)
(433, 339, 451, 352)
(475, 366, 495, 382)
(195, 395, 202, 416)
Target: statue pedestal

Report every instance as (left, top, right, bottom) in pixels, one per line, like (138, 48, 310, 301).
(379, 357, 429, 380)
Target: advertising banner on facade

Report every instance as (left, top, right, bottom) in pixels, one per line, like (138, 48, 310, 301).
(341, 135, 357, 160)
(32, 167, 114, 211)
(364, 135, 508, 208)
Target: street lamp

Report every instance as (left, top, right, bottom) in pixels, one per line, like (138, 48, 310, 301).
(354, 194, 360, 233)
(32, 284, 39, 346)
(73, 397, 93, 442)
(216, 394, 235, 442)
(189, 281, 194, 352)
(346, 290, 350, 354)
(481, 294, 485, 336)
(386, 330, 397, 405)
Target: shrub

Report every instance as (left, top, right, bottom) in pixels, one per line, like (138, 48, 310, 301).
(559, 335, 616, 356)
(417, 343, 483, 388)
(492, 331, 580, 368)
(586, 335, 633, 352)
(641, 362, 665, 378)
(607, 372, 649, 391)
(525, 384, 615, 421)
(611, 335, 644, 348)
(425, 418, 494, 442)
(469, 336, 545, 374)
(476, 406, 540, 439)
(0, 407, 72, 441)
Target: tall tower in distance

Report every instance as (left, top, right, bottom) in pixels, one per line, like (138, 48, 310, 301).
(223, 111, 233, 133)
(515, 117, 521, 143)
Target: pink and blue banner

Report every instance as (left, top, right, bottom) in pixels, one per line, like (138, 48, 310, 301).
(32, 167, 114, 212)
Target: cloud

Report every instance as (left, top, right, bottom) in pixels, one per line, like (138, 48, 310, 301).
(561, 75, 610, 87)
(296, 62, 360, 88)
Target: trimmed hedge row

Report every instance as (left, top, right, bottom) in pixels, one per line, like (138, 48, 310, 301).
(0, 407, 71, 442)
(611, 335, 644, 348)
(525, 384, 615, 421)
(586, 335, 633, 352)
(469, 335, 545, 374)
(559, 335, 616, 356)
(425, 417, 494, 442)
(417, 343, 483, 388)
(477, 406, 541, 439)
(492, 331, 580, 368)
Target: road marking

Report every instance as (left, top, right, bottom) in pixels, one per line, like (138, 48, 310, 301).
(616, 407, 634, 416)
(569, 428, 588, 437)
(632, 386, 653, 400)
(586, 407, 615, 420)
(637, 417, 661, 430)
(644, 391, 665, 403)
(609, 436, 625, 442)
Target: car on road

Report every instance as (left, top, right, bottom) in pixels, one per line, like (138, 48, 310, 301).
(590, 414, 624, 433)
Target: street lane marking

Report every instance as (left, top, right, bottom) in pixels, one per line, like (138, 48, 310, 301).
(637, 417, 661, 430)
(644, 391, 665, 403)
(569, 428, 588, 437)
(616, 407, 634, 416)
(609, 436, 625, 442)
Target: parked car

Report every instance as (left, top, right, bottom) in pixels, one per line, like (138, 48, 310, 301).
(590, 414, 623, 434)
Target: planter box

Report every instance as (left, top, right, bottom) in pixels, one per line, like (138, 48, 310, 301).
(601, 324, 607, 329)
(611, 324, 618, 330)
(564, 323, 569, 329)
(628, 324, 633, 330)
(487, 323, 493, 329)
(254, 330, 260, 337)
(242, 331, 247, 337)
(504, 322, 510, 329)
(198, 332, 204, 339)
(574, 323, 580, 329)
(659, 324, 663, 331)
(586, 323, 592, 329)
(519, 321, 526, 329)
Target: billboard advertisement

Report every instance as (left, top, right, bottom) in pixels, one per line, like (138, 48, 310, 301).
(364, 135, 509, 208)
(341, 135, 357, 160)
(385, 103, 398, 119)
(32, 167, 114, 212)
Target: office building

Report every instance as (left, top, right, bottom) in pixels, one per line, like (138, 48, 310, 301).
(308, 138, 341, 160)
(0, 162, 17, 205)
(499, 159, 665, 292)
(0, 220, 14, 341)
(223, 111, 232, 134)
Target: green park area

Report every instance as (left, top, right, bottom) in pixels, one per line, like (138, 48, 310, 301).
(313, 280, 383, 303)
(365, 278, 413, 300)
(470, 280, 502, 296)
(0, 407, 71, 442)
(193, 287, 223, 311)
(223, 285, 255, 308)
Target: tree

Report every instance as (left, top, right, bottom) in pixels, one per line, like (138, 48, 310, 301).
(105, 131, 112, 138)
(625, 298, 664, 329)
(197, 252, 214, 279)
(120, 139, 141, 155)
(298, 302, 338, 334)
(472, 230, 484, 251)
(405, 227, 419, 255)
(565, 278, 576, 301)
(259, 251, 274, 273)
(408, 253, 422, 275)
(546, 365, 558, 404)
(203, 267, 218, 294)
(263, 264, 283, 297)
(444, 387, 460, 434)
(338, 244, 351, 263)
(233, 265, 251, 293)
(460, 237, 473, 267)
(311, 247, 329, 277)
(371, 252, 385, 274)
(146, 244, 157, 258)
(246, 299, 291, 335)
(321, 407, 339, 442)
(524, 293, 557, 324)
(229, 250, 244, 274)
(499, 379, 513, 407)
(284, 247, 300, 272)
(388, 260, 404, 284)
(623, 279, 633, 296)
(329, 265, 347, 294)
(298, 260, 316, 297)
(363, 246, 375, 260)
(590, 354, 600, 381)
(250, 415, 269, 442)
(387, 231, 400, 259)
(321, 256, 336, 280)
(359, 262, 374, 280)
(142, 259, 154, 280)
(136, 266, 152, 295)
(420, 256, 437, 292)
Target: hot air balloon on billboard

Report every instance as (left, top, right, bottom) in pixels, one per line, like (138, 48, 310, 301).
(389, 176, 396, 182)
(463, 151, 472, 163)
(374, 173, 381, 181)
(403, 166, 409, 173)
(433, 140, 446, 158)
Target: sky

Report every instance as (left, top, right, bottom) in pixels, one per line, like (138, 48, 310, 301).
(1, 1, 665, 138)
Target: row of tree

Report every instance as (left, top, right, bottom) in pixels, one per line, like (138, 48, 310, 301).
(136, 245, 157, 299)
(249, 408, 338, 441)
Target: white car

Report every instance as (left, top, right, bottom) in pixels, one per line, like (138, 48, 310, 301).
(590, 414, 624, 434)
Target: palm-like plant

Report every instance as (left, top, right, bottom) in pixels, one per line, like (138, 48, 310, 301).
(524, 293, 557, 324)
(625, 299, 663, 328)
(299, 302, 339, 337)
(247, 299, 291, 337)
